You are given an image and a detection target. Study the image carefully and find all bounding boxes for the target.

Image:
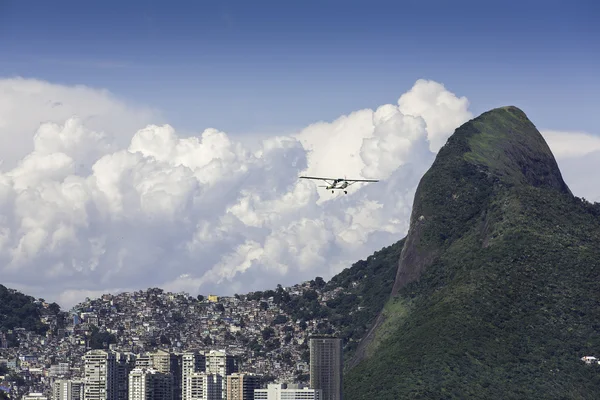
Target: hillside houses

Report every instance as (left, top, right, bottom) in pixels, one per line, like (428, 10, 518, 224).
(0, 280, 354, 398)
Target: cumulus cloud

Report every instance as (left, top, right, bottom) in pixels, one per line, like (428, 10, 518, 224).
(397, 79, 472, 152)
(1, 76, 595, 309)
(0, 77, 161, 168)
(541, 130, 600, 202)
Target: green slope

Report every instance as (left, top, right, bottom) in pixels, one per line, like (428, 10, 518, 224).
(323, 238, 405, 362)
(0, 284, 50, 335)
(242, 239, 404, 367)
(344, 106, 600, 399)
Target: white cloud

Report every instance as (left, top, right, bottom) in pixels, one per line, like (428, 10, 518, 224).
(397, 79, 473, 152)
(541, 130, 600, 202)
(541, 130, 600, 159)
(0, 77, 161, 168)
(1, 76, 595, 310)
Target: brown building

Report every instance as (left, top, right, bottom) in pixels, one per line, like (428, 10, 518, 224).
(226, 373, 261, 400)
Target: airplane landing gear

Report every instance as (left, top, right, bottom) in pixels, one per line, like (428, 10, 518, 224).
(344, 191, 347, 194)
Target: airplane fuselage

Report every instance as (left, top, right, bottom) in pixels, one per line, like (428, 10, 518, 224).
(326, 180, 349, 190)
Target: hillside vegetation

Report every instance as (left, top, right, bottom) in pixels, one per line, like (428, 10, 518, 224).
(248, 239, 404, 363)
(0, 284, 51, 335)
(322, 238, 404, 360)
(344, 106, 600, 399)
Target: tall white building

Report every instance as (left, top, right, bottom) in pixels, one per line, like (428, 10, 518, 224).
(254, 384, 321, 400)
(205, 351, 236, 376)
(83, 350, 117, 400)
(128, 367, 173, 400)
(53, 379, 84, 400)
(186, 372, 222, 400)
(182, 352, 206, 400)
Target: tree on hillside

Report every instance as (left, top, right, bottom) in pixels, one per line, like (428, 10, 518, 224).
(88, 325, 116, 350)
(262, 327, 275, 341)
(312, 277, 326, 289)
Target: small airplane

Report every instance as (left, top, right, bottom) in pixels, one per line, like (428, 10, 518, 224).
(299, 176, 379, 194)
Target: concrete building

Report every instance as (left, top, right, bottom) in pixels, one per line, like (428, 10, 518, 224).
(49, 362, 71, 377)
(182, 352, 207, 400)
(135, 355, 153, 369)
(309, 336, 342, 400)
(206, 350, 237, 376)
(206, 350, 237, 400)
(83, 350, 117, 400)
(226, 373, 260, 400)
(128, 367, 173, 400)
(53, 379, 84, 400)
(186, 372, 223, 400)
(254, 383, 321, 400)
(149, 350, 182, 400)
(116, 353, 136, 400)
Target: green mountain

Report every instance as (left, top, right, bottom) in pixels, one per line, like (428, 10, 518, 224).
(344, 106, 600, 399)
(0, 284, 53, 335)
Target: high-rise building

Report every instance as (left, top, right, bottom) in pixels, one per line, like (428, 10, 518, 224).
(129, 368, 152, 400)
(182, 351, 206, 400)
(309, 336, 343, 400)
(254, 383, 321, 400)
(116, 353, 136, 400)
(129, 367, 173, 400)
(186, 372, 222, 400)
(83, 350, 117, 400)
(205, 350, 237, 376)
(226, 373, 260, 400)
(53, 379, 84, 400)
(205, 350, 237, 399)
(149, 350, 182, 400)
(72, 380, 85, 400)
(154, 373, 174, 400)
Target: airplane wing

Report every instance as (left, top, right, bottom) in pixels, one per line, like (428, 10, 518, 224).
(344, 178, 379, 182)
(299, 176, 338, 181)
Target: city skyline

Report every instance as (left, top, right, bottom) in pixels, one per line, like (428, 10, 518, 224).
(1, 282, 354, 399)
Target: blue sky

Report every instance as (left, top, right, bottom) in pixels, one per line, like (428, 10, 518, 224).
(1, 0, 600, 305)
(0, 0, 598, 135)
